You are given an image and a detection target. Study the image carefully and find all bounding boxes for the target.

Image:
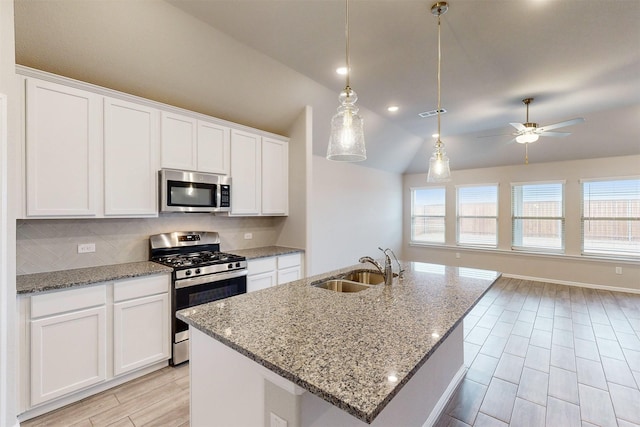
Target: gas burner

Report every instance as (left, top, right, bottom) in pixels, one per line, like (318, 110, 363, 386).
(153, 251, 241, 269)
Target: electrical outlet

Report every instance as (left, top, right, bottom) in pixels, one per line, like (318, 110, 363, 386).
(615, 267, 623, 275)
(270, 413, 288, 427)
(244, 233, 253, 240)
(455, 252, 461, 259)
(77, 243, 96, 254)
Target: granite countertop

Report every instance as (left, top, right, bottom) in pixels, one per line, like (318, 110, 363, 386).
(177, 260, 500, 423)
(17, 261, 173, 295)
(228, 245, 303, 260)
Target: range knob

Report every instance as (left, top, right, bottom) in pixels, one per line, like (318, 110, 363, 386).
(185, 270, 192, 276)
(228, 263, 233, 269)
(235, 262, 241, 268)
(195, 268, 201, 275)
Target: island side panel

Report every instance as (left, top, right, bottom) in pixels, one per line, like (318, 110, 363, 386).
(299, 324, 464, 426)
(190, 328, 265, 427)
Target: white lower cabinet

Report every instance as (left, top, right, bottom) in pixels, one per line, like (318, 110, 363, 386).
(30, 305, 107, 406)
(113, 275, 170, 376)
(277, 253, 303, 285)
(247, 257, 277, 293)
(246, 252, 303, 292)
(21, 274, 170, 412)
(29, 284, 107, 406)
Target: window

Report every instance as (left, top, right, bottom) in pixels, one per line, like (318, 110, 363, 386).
(582, 178, 640, 257)
(457, 184, 498, 247)
(512, 182, 564, 252)
(411, 187, 445, 244)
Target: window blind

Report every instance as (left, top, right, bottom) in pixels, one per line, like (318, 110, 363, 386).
(457, 185, 498, 247)
(512, 182, 564, 251)
(582, 178, 640, 257)
(411, 187, 445, 244)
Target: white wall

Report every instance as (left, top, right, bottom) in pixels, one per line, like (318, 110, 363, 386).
(276, 106, 312, 257)
(403, 155, 640, 292)
(0, 0, 18, 424)
(309, 155, 403, 276)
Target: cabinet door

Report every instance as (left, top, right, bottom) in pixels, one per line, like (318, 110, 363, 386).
(261, 138, 288, 215)
(113, 293, 170, 376)
(197, 121, 230, 175)
(230, 129, 261, 215)
(278, 266, 302, 285)
(247, 271, 277, 293)
(104, 97, 159, 216)
(26, 79, 101, 216)
(161, 112, 197, 171)
(30, 306, 107, 405)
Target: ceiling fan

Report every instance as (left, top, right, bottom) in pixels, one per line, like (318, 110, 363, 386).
(483, 97, 585, 164)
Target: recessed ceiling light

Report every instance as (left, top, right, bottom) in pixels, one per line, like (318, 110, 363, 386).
(387, 106, 399, 112)
(336, 67, 348, 75)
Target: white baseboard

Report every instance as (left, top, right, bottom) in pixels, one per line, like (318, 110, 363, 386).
(502, 273, 640, 295)
(422, 365, 467, 427)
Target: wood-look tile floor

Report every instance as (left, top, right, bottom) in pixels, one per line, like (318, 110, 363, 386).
(22, 277, 640, 427)
(21, 362, 190, 427)
(436, 277, 640, 427)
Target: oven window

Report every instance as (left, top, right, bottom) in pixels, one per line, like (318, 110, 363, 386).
(168, 180, 216, 207)
(174, 276, 246, 312)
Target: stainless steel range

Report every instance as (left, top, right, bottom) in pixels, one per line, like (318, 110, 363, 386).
(150, 231, 247, 365)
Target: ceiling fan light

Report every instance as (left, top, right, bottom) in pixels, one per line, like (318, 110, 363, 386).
(516, 133, 539, 144)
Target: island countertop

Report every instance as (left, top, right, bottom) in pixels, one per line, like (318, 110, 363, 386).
(177, 261, 501, 423)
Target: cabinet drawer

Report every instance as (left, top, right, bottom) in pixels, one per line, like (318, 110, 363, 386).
(247, 257, 277, 275)
(277, 253, 301, 269)
(114, 274, 170, 302)
(31, 285, 106, 318)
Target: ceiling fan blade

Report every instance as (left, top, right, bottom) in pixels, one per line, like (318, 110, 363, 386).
(538, 131, 571, 137)
(538, 117, 585, 132)
(509, 122, 526, 131)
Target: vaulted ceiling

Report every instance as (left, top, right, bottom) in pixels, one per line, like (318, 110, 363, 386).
(14, 0, 640, 174)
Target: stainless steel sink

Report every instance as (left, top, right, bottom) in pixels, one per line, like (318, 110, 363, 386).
(311, 269, 397, 292)
(313, 279, 373, 293)
(342, 270, 387, 285)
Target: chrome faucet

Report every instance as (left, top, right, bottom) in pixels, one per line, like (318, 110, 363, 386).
(359, 248, 394, 285)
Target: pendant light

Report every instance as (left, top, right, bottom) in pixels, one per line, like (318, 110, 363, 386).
(427, 2, 451, 182)
(327, 0, 366, 162)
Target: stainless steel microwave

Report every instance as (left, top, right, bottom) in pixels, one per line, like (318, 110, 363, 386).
(159, 169, 231, 213)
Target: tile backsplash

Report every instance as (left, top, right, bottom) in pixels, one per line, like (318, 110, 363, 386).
(17, 214, 285, 274)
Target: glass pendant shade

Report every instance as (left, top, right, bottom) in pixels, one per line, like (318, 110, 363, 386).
(427, 143, 451, 182)
(327, 87, 366, 161)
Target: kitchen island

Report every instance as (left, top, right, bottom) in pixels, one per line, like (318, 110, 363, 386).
(177, 261, 500, 426)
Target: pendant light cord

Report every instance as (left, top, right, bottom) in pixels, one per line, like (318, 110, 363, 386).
(436, 13, 442, 149)
(345, 0, 351, 90)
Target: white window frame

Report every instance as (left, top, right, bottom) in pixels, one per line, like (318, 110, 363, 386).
(411, 186, 446, 244)
(456, 183, 498, 248)
(581, 176, 640, 258)
(511, 180, 565, 253)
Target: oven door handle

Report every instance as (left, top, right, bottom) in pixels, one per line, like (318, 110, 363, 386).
(175, 269, 248, 289)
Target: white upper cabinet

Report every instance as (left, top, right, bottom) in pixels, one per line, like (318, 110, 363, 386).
(230, 129, 262, 215)
(197, 121, 230, 175)
(161, 112, 230, 175)
(230, 131, 289, 216)
(160, 112, 197, 171)
(104, 97, 159, 216)
(26, 79, 101, 217)
(262, 137, 288, 216)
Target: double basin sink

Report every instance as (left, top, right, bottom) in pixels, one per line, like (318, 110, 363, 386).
(312, 269, 394, 293)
